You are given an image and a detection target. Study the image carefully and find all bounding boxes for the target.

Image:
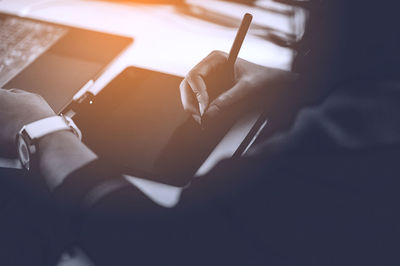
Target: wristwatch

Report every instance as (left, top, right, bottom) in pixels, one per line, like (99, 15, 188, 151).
(16, 115, 82, 171)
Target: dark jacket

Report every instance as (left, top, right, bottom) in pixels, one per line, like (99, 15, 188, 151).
(1, 0, 400, 265)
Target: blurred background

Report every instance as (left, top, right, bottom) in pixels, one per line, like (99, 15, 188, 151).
(0, 0, 306, 85)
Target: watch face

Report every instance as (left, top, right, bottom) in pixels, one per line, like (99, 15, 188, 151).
(17, 134, 31, 170)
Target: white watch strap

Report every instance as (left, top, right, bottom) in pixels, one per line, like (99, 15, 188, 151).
(24, 116, 79, 140)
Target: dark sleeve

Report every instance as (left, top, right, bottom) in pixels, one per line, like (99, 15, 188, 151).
(0, 160, 131, 266)
(64, 81, 400, 265)
(0, 168, 84, 266)
(53, 158, 127, 215)
(74, 148, 400, 266)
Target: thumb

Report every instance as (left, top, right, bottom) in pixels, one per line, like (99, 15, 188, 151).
(204, 80, 249, 119)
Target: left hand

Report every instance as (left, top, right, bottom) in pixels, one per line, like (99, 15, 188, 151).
(0, 88, 55, 157)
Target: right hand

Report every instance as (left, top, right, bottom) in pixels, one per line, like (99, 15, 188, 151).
(179, 50, 296, 124)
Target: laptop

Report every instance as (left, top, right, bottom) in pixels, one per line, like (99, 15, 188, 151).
(0, 12, 133, 113)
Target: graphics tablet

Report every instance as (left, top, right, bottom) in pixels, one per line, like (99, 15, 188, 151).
(73, 67, 266, 186)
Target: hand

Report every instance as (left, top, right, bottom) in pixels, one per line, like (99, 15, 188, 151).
(0, 88, 97, 189)
(180, 50, 297, 123)
(0, 88, 55, 157)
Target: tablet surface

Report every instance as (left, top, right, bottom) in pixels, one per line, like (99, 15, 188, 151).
(74, 67, 260, 186)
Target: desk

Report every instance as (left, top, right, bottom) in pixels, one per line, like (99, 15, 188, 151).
(0, 0, 301, 202)
(0, 0, 295, 79)
(0, 0, 300, 186)
(0, 1, 301, 264)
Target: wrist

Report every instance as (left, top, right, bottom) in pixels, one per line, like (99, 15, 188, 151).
(37, 130, 97, 190)
(37, 130, 78, 153)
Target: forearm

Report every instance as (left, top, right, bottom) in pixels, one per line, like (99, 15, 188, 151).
(37, 130, 97, 190)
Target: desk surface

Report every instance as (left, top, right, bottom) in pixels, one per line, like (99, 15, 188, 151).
(0, 0, 300, 181)
(0, 0, 296, 93)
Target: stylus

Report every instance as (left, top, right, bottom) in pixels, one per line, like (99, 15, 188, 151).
(227, 13, 253, 67)
(200, 13, 252, 127)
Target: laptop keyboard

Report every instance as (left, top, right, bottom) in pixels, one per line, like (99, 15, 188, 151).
(0, 16, 67, 87)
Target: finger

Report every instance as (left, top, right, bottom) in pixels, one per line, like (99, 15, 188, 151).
(185, 73, 209, 116)
(185, 51, 229, 115)
(204, 79, 249, 119)
(180, 79, 201, 115)
(180, 80, 202, 124)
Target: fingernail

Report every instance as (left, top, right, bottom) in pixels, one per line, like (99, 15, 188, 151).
(199, 102, 206, 116)
(192, 114, 202, 125)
